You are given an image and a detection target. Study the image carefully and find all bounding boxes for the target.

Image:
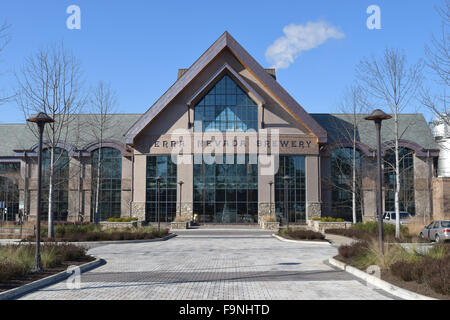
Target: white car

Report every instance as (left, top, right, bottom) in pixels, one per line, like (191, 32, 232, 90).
(382, 211, 412, 225)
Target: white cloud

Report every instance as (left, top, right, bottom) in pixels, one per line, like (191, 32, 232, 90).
(265, 21, 345, 69)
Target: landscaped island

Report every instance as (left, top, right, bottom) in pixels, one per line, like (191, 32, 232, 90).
(24, 222, 170, 242)
(0, 243, 93, 293)
(278, 227, 326, 241)
(328, 222, 449, 299)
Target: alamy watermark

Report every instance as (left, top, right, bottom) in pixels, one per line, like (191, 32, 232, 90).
(367, 5, 381, 30)
(66, 5, 81, 30)
(66, 265, 81, 290)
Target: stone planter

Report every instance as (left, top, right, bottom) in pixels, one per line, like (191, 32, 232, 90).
(170, 221, 191, 230)
(309, 220, 353, 233)
(100, 221, 139, 230)
(262, 221, 280, 231)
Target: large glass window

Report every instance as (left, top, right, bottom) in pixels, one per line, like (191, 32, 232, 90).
(384, 148, 415, 215)
(275, 156, 306, 223)
(0, 163, 20, 174)
(194, 75, 258, 132)
(146, 156, 177, 223)
(194, 155, 258, 223)
(331, 148, 363, 221)
(91, 147, 122, 221)
(0, 177, 19, 221)
(41, 148, 69, 221)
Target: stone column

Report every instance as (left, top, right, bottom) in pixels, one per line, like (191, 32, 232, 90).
(362, 156, 377, 222)
(68, 157, 81, 222)
(131, 154, 147, 221)
(258, 162, 275, 224)
(414, 155, 430, 218)
(27, 159, 39, 222)
(177, 154, 193, 219)
(306, 155, 321, 220)
(121, 155, 133, 218)
(320, 155, 332, 217)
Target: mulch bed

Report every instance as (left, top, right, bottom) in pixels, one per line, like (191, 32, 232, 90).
(0, 256, 95, 293)
(380, 270, 449, 300)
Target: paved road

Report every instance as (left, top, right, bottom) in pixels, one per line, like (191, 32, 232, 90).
(20, 229, 396, 300)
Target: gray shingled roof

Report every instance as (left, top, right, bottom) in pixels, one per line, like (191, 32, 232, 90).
(310, 113, 439, 150)
(0, 114, 142, 157)
(0, 113, 438, 157)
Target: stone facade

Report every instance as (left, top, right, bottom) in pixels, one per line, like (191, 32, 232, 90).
(258, 202, 276, 224)
(0, 33, 445, 227)
(307, 202, 322, 220)
(177, 202, 194, 220)
(131, 202, 146, 221)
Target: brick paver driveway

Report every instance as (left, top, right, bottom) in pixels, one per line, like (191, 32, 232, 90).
(20, 228, 396, 300)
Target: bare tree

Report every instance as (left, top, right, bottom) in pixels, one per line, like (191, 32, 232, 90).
(356, 48, 424, 238)
(0, 21, 12, 105)
(15, 43, 85, 238)
(87, 81, 118, 224)
(327, 86, 369, 223)
(423, 1, 449, 126)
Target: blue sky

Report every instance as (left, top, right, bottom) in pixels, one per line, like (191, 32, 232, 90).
(0, 0, 445, 124)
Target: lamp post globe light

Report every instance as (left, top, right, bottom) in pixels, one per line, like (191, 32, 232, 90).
(27, 112, 54, 273)
(283, 176, 291, 229)
(365, 109, 392, 253)
(155, 176, 163, 233)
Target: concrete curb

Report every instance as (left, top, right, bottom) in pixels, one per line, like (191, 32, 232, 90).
(272, 234, 331, 245)
(328, 257, 437, 300)
(0, 257, 105, 300)
(19, 233, 177, 247)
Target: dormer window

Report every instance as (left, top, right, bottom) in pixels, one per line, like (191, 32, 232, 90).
(193, 75, 258, 132)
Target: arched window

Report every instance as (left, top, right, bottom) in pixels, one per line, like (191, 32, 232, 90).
(384, 147, 415, 215)
(330, 148, 363, 221)
(193, 75, 258, 132)
(42, 148, 69, 221)
(0, 177, 19, 221)
(91, 147, 122, 221)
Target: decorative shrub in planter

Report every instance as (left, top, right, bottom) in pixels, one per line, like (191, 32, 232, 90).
(170, 216, 191, 230)
(260, 215, 280, 231)
(100, 218, 139, 230)
(308, 217, 352, 233)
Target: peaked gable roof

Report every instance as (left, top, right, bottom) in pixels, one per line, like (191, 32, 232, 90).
(186, 63, 265, 108)
(125, 32, 327, 144)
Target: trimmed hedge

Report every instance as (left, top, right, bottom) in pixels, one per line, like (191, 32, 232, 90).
(279, 228, 325, 241)
(30, 226, 169, 242)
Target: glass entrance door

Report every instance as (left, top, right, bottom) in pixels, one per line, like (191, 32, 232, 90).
(193, 154, 258, 223)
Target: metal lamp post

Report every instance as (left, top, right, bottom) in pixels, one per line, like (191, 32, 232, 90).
(27, 112, 54, 273)
(365, 109, 392, 253)
(268, 181, 273, 218)
(155, 176, 162, 233)
(178, 180, 184, 217)
(283, 176, 291, 229)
